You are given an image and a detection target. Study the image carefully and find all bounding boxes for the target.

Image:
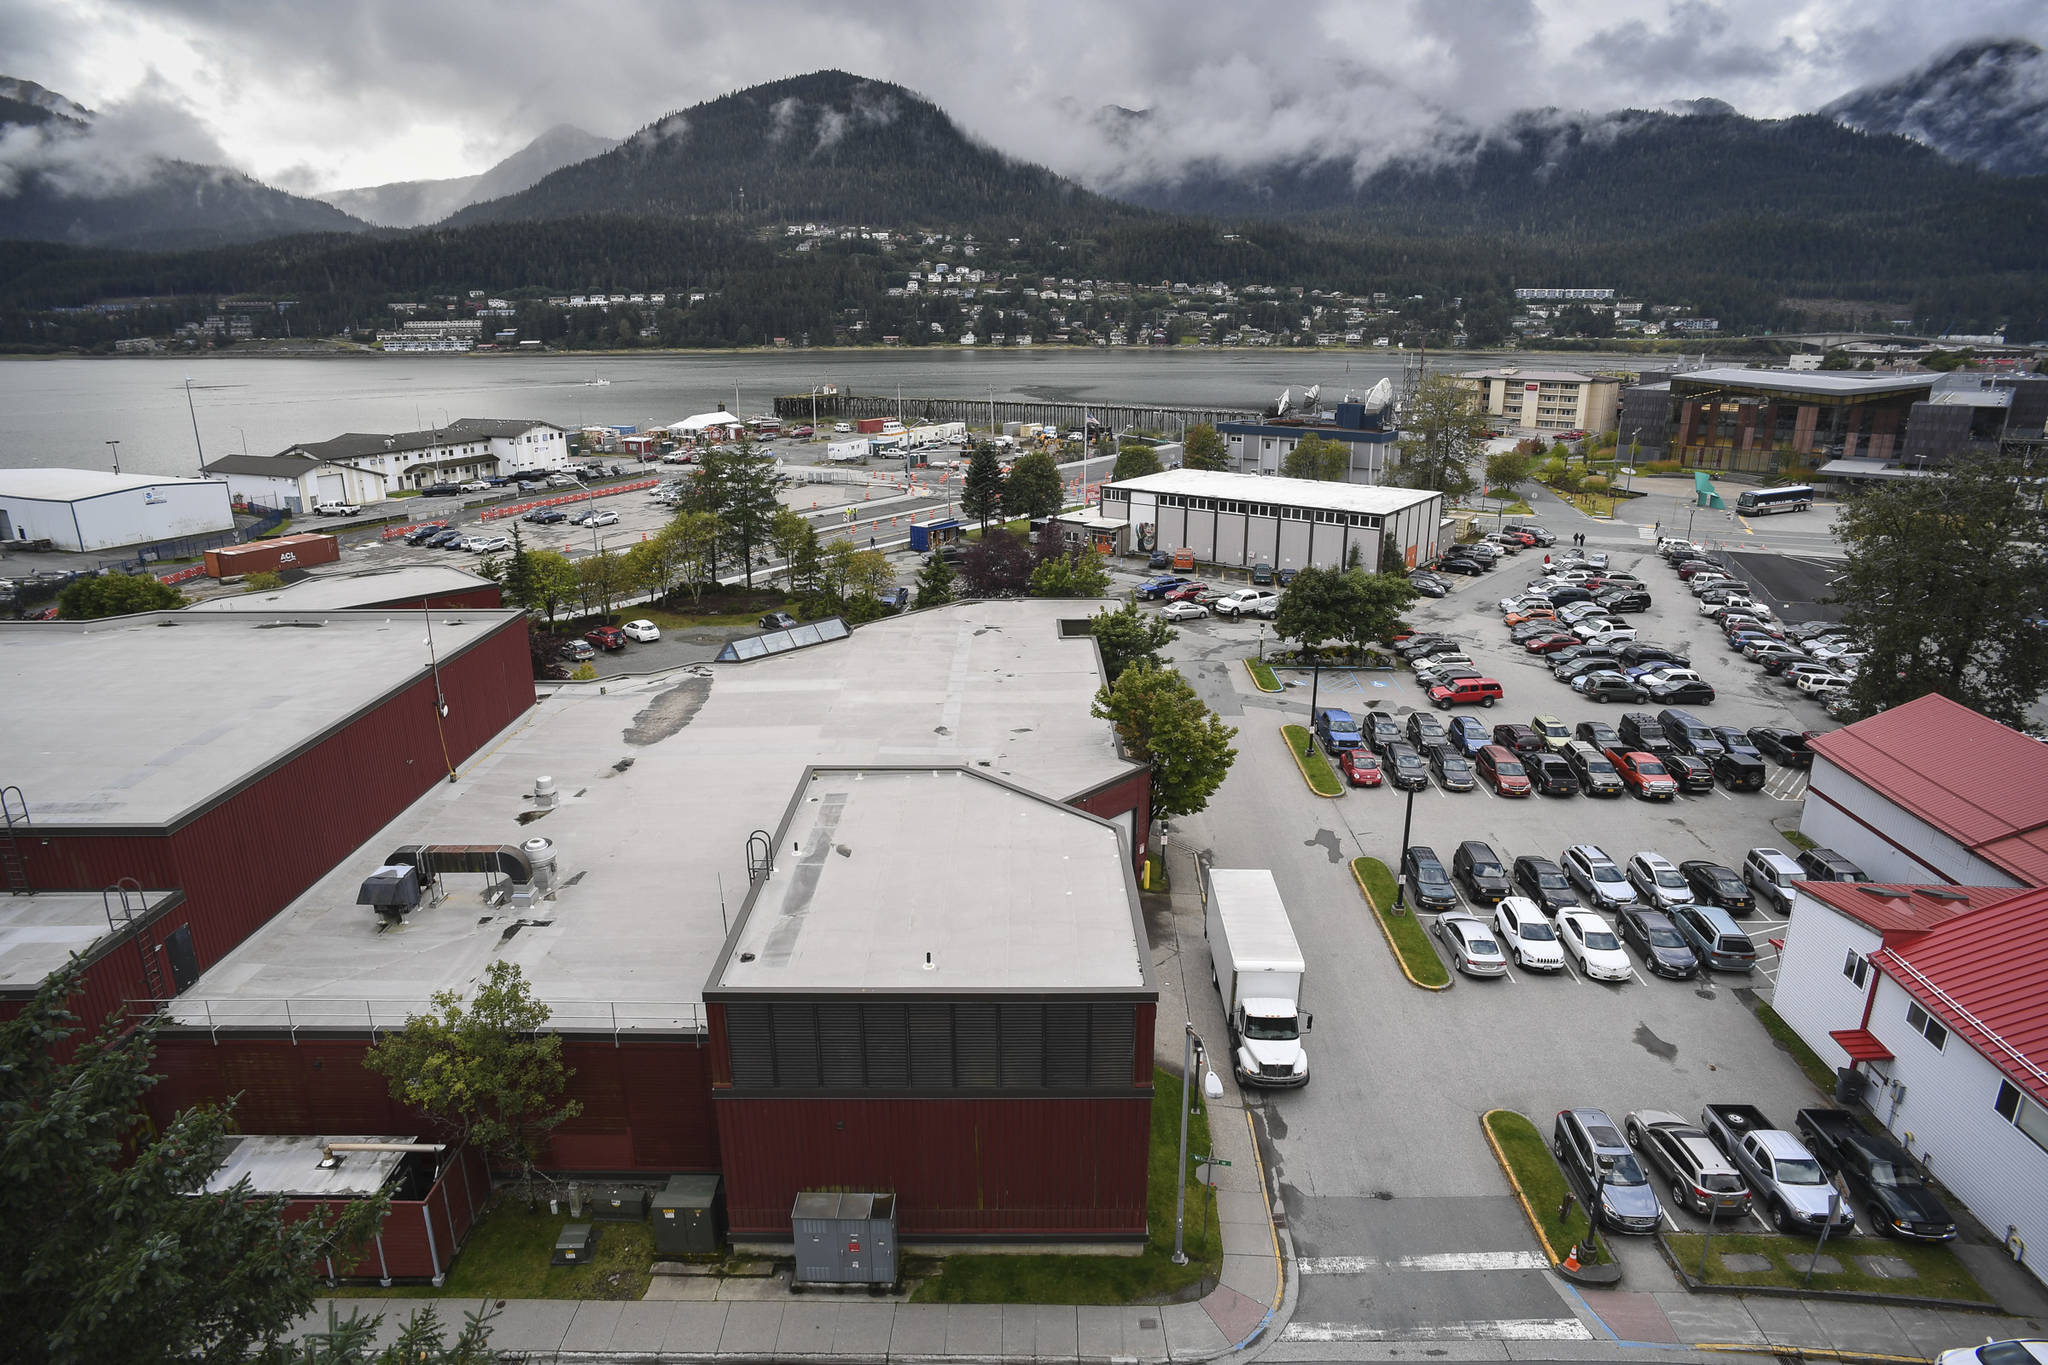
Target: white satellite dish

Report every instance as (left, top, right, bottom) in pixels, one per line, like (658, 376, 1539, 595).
(1305, 384, 1320, 409)
(1362, 377, 1393, 411)
(1276, 387, 1290, 416)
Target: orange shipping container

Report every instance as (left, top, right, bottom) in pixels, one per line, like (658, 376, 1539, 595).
(204, 533, 341, 578)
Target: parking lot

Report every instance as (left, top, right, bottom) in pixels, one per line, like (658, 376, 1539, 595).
(1135, 525, 1937, 1347)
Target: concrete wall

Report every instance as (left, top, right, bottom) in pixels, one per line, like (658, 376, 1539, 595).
(1802, 760, 2024, 887)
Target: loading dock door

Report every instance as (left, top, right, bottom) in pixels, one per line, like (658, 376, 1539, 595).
(164, 925, 199, 993)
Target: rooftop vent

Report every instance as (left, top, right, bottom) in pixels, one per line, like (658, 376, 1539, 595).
(359, 843, 537, 924)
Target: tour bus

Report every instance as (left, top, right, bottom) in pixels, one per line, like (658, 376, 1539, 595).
(1736, 484, 1814, 516)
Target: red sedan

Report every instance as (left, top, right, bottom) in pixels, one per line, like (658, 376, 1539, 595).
(1523, 632, 1579, 654)
(1164, 582, 1210, 603)
(1338, 750, 1384, 788)
(584, 625, 627, 651)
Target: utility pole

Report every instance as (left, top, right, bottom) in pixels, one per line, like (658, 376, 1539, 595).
(183, 376, 205, 474)
(106, 440, 121, 475)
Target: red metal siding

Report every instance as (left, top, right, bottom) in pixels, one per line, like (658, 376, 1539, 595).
(1067, 769, 1152, 871)
(714, 1095, 1152, 1239)
(288, 1144, 490, 1281)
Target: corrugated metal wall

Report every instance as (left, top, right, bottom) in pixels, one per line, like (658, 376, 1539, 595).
(1067, 769, 1151, 871)
(288, 1142, 490, 1282)
(714, 1094, 1152, 1239)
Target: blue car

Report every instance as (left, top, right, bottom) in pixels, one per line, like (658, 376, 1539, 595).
(1137, 575, 1189, 600)
(1314, 708, 1364, 751)
(1147, 549, 1171, 569)
(1448, 715, 1491, 758)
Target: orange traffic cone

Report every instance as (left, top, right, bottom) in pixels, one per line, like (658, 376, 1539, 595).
(1562, 1244, 1581, 1272)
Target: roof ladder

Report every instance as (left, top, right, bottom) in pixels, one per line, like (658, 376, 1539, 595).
(0, 786, 30, 897)
(746, 829, 775, 885)
(104, 878, 166, 1004)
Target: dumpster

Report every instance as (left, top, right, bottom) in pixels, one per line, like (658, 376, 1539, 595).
(652, 1174, 724, 1256)
(791, 1192, 897, 1287)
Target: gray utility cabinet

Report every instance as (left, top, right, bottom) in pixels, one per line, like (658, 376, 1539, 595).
(591, 1184, 648, 1222)
(652, 1174, 724, 1256)
(791, 1192, 897, 1287)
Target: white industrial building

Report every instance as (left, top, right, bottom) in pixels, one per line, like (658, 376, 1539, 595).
(1094, 469, 1446, 575)
(202, 418, 570, 508)
(1801, 694, 2048, 888)
(0, 469, 234, 552)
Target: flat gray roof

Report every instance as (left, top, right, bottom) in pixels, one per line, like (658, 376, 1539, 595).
(1, 609, 524, 828)
(0, 469, 222, 502)
(0, 887, 179, 992)
(1673, 368, 1935, 398)
(185, 567, 497, 612)
(164, 601, 1141, 1031)
(713, 768, 1144, 994)
(203, 1134, 418, 1199)
(1105, 468, 1441, 516)
(1459, 368, 1606, 383)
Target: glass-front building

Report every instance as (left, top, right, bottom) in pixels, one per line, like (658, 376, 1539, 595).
(1667, 369, 1932, 474)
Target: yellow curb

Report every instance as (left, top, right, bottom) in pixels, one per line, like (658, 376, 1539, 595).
(1278, 726, 1343, 798)
(1480, 1109, 1561, 1265)
(1247, 1109, 1286, 1329)
(1351, 859, 1450, 992)
(1243, 657, 1284, 693)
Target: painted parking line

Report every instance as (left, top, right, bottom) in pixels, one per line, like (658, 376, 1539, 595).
(1299, 1250, 1551, 1274)
(1282, 1319, 1594, 1343)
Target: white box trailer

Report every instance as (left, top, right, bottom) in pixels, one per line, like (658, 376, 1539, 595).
(826, 439, 871, 463)
(1206, 869, 1311, 1088)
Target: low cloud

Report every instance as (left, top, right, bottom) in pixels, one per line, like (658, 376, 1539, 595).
(0, 75, 235, 198)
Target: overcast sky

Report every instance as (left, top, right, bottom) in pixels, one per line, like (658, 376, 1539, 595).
(4, 0, 2045, 193)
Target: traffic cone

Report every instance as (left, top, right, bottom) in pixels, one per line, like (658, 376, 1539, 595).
(1562, 1244, 1581, 1272)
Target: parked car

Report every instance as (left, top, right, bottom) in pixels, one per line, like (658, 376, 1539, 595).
(1447, 715, 1490, 758)
(760, 611, 801, 630)
(1598, 590, 1653, 613)
(880, 586, 911, 611)
(1610, 749, 1679, 801)
(584, 625, 627, 651)
(1163, 581, 1210, 603)
(1561, 843, 1638, 911)
(1671, 903, 1757, 971)
(426, 528, 467, 548)
(1213, 588, 1278, 619)
(1531, 753, 1578, 796)
(1562, 740, 1625, 797)
(1513, 855, 1580, 915)
(1647, 678, 1717, 705)
(1382, 741, 1429, 792)
(562, 638, 597, 662)
(1491, 723, 1544, 758)
(1626, 852, 1695, 910)
(1366, 711, 1404, 754)
(1135, 575, 1189, 600)
(423, 482, 463, 497)
(1315, 708, 1364, 752)
(1625, 1110, 1752, 1217)
(620, 619, 662, 643)
(312, 500, 361, 517)
(1680, 860, 1754, 915)
(1743, 847, 1806, 913)
(1617, 712, 1674, 754)
(1250, 562, 1276, 585)
(1427, 742, 1477, 793)
(1435, 555, 1486, 576)
(1434, 913, 1509, 977)
(525, 507, 569, 524)
(1618, 906, 1700, 978)
(1711, 750, 1768, 791)
(402, 521, 450, 544)
(1665, 753, 1716, 794)
(1453, 841, 1512, 905)
(468, 534, 512, 553)
(1337, 750, 1383, 788)
(1795, 1108, 1958, 1242)
(1574, 720, 1620, 750)
(1401, 845, 1460, 912)
(1405, 712, 1449, 749)
(1575, 671, 1650, 705)
(1474, 744, 1531, 796)
(1796, 847, 1869, 884)
(1161, 600, 1208, 622)
(1492, 897, 1566, 970)
(1558, 912, 1634, 983)
(1429, 678, 1504, 710)
(1408, 574, 1447, 598)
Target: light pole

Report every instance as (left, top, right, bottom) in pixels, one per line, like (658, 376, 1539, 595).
(1302, 647, 1323, 755)
(105, 440, 121, 474)
(1172, 1022, 1224, 1265)
(1391, 777, 1419, 913)
(231, 426, 249, 457)
(182, 376, 204, 474)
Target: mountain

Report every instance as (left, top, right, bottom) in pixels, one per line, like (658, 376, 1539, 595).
(0, 75, 368, 249)
(319, 124, 617, 228)
(445, 70, 1134, 231)
(1822, 40, 2048, 176)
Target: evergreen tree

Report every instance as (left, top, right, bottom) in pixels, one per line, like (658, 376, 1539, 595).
(694, 443, 782, 589)
(1003, 449, 1066, 521)
(914, 550, 957, 608)
(961, 441, 1005, 531)
(501, 523, 539, 611)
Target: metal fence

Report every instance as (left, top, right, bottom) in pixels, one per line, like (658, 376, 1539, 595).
(134, 996, 708, 1044)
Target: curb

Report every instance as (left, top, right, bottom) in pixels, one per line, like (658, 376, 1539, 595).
(1350, 859, 1450, 992)
(1652, 1232, 1999, 1313)
(1242, 657, 1283, 693)
(1694, 1347, 1933, 1364)
(1479, 1110, 1617, 1284)
(1277, 726, 1343, 798)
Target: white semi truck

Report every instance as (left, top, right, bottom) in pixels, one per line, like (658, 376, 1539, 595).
(1206, 869, 1311, 1088)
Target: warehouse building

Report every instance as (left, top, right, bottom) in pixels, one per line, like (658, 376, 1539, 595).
(0, 469, 233, 552)
(0, 608, 535, 1032)
(106, 600, 1156, 1250)
(1098, 469, 1445, 574)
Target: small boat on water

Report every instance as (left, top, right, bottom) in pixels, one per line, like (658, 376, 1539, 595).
(584, 375, 611, 387)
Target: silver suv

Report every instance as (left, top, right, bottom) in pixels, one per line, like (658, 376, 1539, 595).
(1561, 843, 1638, 911)
(1743, 847, 1806, 913)
(1626, 852, 1695, 910)
(1554, 1107, 1663, 1234)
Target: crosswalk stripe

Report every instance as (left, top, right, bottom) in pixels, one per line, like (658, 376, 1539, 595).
(1298, 1251, 1549, 1273)
(1281, 1318, 1594, 1342)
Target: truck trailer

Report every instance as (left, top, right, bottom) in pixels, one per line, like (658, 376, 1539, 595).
(1206, 869, 1312, 1088)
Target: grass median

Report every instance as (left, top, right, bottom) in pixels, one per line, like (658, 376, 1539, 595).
(1664, 1232, 1989, 1302)
(1244, 657, 1281, 692)
(328, 1197, 653, 1300)
(1280, 725, 1344, 796)
(911, 1069, 1222, 1304)
(1482, 1110, 1607, 1266)
(1351, 857, 1450, 989)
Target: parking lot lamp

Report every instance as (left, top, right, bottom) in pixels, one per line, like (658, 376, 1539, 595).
(1303, 648, 1322, 755)
(1392, 779, 1418, 914)
(1172, 1022, 1225, 1266)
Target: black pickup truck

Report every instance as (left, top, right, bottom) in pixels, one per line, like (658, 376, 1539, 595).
(1795, 1109, 1957, 1242)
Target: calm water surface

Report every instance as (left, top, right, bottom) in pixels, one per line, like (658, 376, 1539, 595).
(0, 348, 1668, 477)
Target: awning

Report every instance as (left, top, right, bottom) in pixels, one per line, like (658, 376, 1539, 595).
(1829, 1028, 1894, 1062)
(1816, 460, 1933, 481)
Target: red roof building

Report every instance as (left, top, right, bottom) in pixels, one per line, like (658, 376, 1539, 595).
(1802, 693, 2048, 887)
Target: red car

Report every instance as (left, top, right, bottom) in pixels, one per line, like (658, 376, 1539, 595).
(1164, 582, 1210, 603)
(1338, 750, 1383, 788)
(791, 425, 815, 437)
(1523, 632, 1579, 654)
(1607, 748, 1678, 800)
(584, 625, 627, 651)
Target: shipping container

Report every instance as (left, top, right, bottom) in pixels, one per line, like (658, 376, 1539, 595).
(855, 418, 888, 435)
(205, 533, 340, 578)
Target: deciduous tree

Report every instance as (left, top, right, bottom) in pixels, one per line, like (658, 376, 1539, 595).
(1091, 663, 1238, 819)
(1181, 423, 1228, 472)
(1282, 433, 1349, 481)
(1832, 454, 2048, 728)
(1483, 449, 1533, 492)
(1113, 442, 1163, 481)
(1003, 449, 1065, 520)
(526, 550, 578, 629)
(1088, 600, 1175, 682)
(575, 548, 631, 620)
(1391, 373, 1480, 498)
(959, 528, 1034, 596)
(1029, 550, 1112, 598)
(1, 964, 385, 1365)
(57, 571, 182, 618)
(768, 507, 813, 590)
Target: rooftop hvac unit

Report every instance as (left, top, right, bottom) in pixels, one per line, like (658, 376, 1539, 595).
(652, 1174, 725, 1256)
(791, 1192, 897, 1289)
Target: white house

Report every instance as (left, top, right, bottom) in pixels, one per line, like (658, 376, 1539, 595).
(1774, 877, 2048, 1283)
(201, 452, 385, 513)
(0, 469, 234, 552)
(208, 419, 572, 508)
(1802, 694, 2048, 887)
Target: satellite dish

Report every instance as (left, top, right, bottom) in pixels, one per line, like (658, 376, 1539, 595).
(1276, 387, 1291, 416)
(1363, 377, 1393, 411)
(1305, 384, 1320, 409)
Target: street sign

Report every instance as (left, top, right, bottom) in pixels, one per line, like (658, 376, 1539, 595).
(1192, 1155, 1231, 1167)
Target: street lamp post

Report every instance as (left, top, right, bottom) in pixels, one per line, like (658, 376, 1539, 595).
(1172, 1022, 1224, 1266)
(1303, 649, 1323, 755)
(1391, 779, 1419, 913)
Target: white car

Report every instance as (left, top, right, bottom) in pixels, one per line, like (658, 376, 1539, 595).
(1409, 650, 1473, 670)
(621, 619, 662, 642)
(1500, 594, 1550, 615)
(1557, 602, 1610, 625)
(1700, 594, 1755, 616)
(1636, 666, 1705, 689)
(1558, 910, 1633, 982)
(1492, 897, 1566, 971)
(1160, 600, 1208, 622)
(1689, 575, 1738, 598)
(1934, 1341, 2048, 1365)
(546, 474, 577, 488)
(586, 509, 619, 527)
(459, 479, 491, 493)
(312, 501, 361, 517)
(1796, 670, 1852, 695)
(1213, 589, 1279, 619)
(468, 534, 512, 553)
(1574, 620, 1637, 645)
